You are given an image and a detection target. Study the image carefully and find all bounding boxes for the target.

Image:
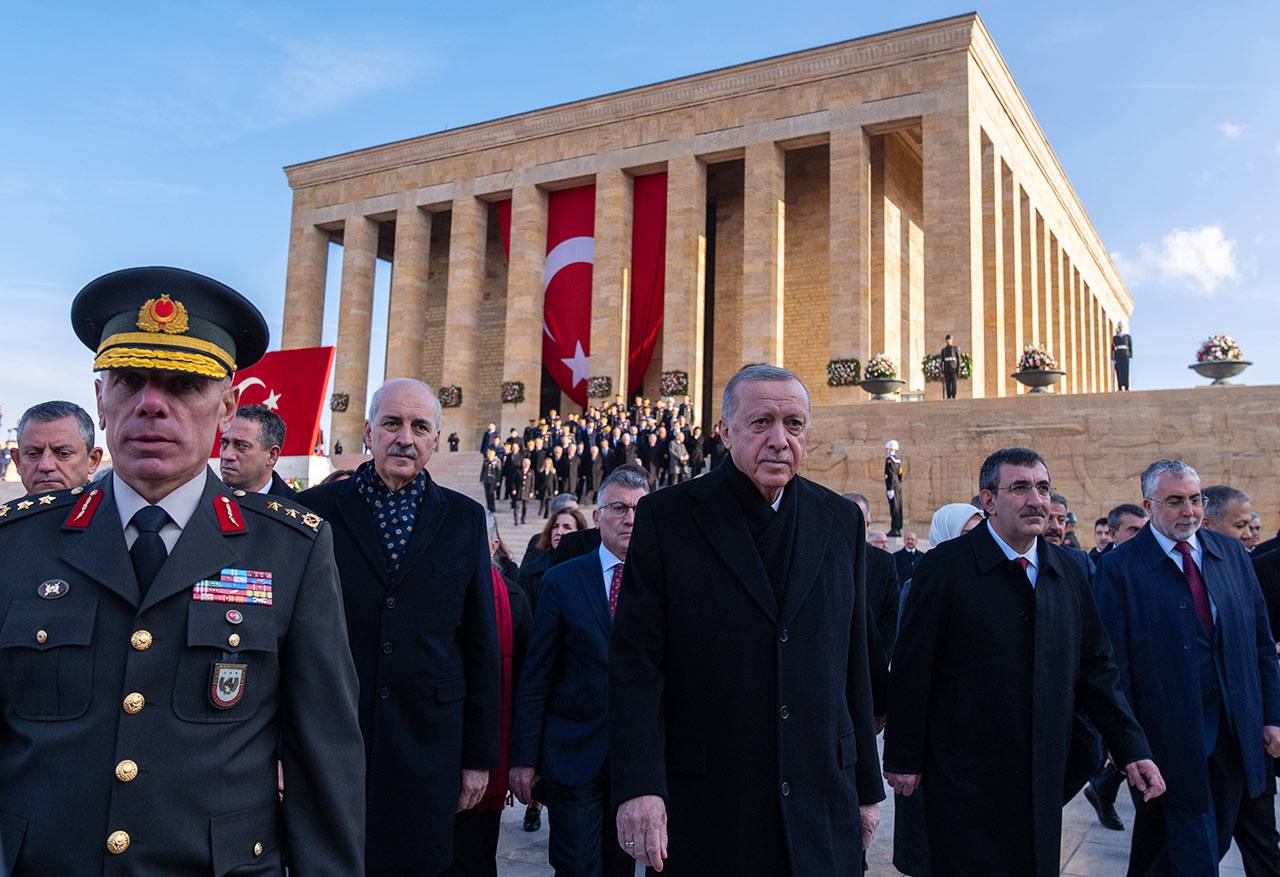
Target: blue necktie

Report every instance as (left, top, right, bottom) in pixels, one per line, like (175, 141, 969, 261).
(130, 506, 171, 596)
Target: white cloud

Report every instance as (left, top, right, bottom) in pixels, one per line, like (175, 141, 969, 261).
(1112, 225, 1240, 295)
(1219, 122, 1244, 139)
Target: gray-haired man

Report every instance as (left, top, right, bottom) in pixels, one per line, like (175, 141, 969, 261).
(15, 400, 102, 493)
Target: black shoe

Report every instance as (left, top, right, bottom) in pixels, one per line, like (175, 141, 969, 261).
(1084, 782, 1125, 831)
(888, 529, 902, 538)
(522, 804, 541, 832)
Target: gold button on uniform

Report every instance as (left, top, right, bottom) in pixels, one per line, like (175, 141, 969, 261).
(131, 630, 153, 651)
(122, 692, 145, 715)
(106, 830, 130, 854)
(35, 629, 48, 644)
(115, 759, 139, 782)
(228, 633, 241, 648)
(253, 842, 264, 857)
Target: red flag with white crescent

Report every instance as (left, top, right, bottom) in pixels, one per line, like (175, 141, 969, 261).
(542, 185, 596, 407)
(628, 172, 667, 394)
(210, 346, 336, 457)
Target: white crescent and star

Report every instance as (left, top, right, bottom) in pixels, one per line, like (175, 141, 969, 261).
(542, 236, 595, 376)
(232, 376, 283, 411)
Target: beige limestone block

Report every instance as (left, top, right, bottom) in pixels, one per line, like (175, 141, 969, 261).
(1001, 162, 1023, 394)
(1020, 189, 1039, 348)
(590, 167, 633, 400)
(331, 215, 379, 452)
(385, 206, 432, 380)
(828, 125, 871, 406)
(282, 221, 329, 349)
(981, 136, 1005, 397)
(502, 185, 548, 426)
(441, 195, 489, 442)
(742, 140, 785, 365)
(662, 154, 708, 420)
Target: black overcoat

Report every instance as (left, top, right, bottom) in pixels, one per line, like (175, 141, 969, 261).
(884, 522, 1150, 877)
(300, 469, 498, 875)
(608, 463, 884, 876)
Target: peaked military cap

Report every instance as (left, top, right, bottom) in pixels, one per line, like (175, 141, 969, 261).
(71, 266, 269, 379)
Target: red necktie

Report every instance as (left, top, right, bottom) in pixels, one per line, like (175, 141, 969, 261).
(609, 563, 624, 618)
(1175, 541, 1213, 634)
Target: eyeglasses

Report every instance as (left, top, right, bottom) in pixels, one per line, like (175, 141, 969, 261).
(989, 481, 1053, 499)
(1147, 494, 1204, 510)
(602, 501, 640, 517)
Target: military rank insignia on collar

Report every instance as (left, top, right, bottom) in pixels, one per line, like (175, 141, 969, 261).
(214, 495, 247, 534)
(63, 487, 104, 530)
(210, 662, 247, 709)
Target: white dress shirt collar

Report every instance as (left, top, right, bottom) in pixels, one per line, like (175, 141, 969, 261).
(986, 520, 1039, 587)
(115, 467, 209, 552)
(1149, 525, 1202, 570)
(598, 542, 625, 601)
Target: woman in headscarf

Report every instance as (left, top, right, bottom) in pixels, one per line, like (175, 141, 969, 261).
(891, 501, 984, 877)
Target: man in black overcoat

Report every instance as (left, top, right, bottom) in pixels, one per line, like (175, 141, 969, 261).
(1112, 322, 1133, 390)
(300, 378, 499, 876)
(940, 334, 961, 399)
(609, 365, 883, 875)
(885, 447, 1164, 877)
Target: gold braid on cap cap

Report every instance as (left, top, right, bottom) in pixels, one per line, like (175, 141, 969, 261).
(97, 332, 236, 371)
(93, 347, 229, 379)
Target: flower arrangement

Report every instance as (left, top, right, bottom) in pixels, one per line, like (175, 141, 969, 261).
(287, 477, 305, 492)
(826, 358, 862, 386)
(438, 385, 462, 408)
(586, 375, 613, 399)
(863, 353, 898, 381)
(922, 352, 973, 383)
(659, 370, 689, 396)
(1196, 334, 1243, 363)
(1017, 344, 1059, 372)
(500, 381, 525, 404)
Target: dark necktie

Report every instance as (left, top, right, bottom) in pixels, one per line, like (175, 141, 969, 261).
(609, 563, 624, 618)
(130, 506, 171, 597)
(1175, 541, 1213, 634)
(1015, 556, 1031, 583)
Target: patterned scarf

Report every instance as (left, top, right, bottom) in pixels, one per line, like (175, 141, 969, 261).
(355, 461, 428, 574)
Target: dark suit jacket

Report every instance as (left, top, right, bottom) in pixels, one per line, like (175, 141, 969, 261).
(511, 552, 614, 786)
(609, 464, 883, 876)
(265, 470, 297, 499)
(867, 544, 901, 662)
(886, 523, 1149, 877)
(1097, 524, 1280, 811)
(1254, 549, 1280, 641)
(299, 469, 499, 875)
(0, 471, 364, 874)
(894, 547, 922, 585)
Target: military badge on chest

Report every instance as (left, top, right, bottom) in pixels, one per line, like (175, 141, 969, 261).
(211, 662, 248, 709)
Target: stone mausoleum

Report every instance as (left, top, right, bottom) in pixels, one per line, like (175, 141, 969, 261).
(279, 13, 1279, 529)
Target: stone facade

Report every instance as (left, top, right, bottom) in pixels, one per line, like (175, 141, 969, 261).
(281, 13, 1133, 451)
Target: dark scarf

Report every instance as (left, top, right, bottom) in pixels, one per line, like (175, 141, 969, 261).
(725, 457, 799, 601)
(354, 460, 429, 574)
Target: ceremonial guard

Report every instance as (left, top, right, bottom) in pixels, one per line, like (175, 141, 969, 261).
(939, 334, 961, 400)
(885, 439, 906, 537)
(1112, 322, 1133, 391)
(0, 267, 364, 874)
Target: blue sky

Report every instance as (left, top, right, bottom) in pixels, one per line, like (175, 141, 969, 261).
(2, 1, 1277, 440)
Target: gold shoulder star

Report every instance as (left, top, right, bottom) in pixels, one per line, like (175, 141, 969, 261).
(266, 501, 282, 511)
(16, 500, 34, 511)
(284, 507, 299, 519)
(0, 505, 9, 518)
(38, 495, 56, 505)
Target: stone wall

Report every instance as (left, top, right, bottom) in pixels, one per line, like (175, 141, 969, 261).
(802, 385, 1280, 542)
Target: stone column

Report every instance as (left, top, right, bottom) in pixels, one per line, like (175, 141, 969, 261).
(1001, 163, 1023, 393)
(870, 138, 902, 380)
(1084, 285, 1096, 392)
(590, 168, 633, 405)
(384, 206, 432, 380)
(742, 140, 786, 365)
(1039, 214, 1053, 360)
(1054, 238, 1068, 380)
(282, 220, 329, 349)
(981, 137, 1006, 397)
(1069, 265, 1081, 393)
(502, 185, 549, 427)
(331, 215, 379, 453)
(440, 194, 488, 443)
(923, 107, 985, 397)
(1020, 191, 1039, 348)
(662, 154, 708, 420)
(828, 126, 872, 403)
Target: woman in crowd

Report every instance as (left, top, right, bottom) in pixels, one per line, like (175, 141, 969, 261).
(891, 501, 984, 877)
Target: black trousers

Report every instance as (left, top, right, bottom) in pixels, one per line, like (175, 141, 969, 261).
(1116, 357, 1131, 390)
(483, 483, 498, 512)
(888, 490, 903, 533)
(1234, 776, 1280, 877)
(943, 369, 958, 399)
(441, 807, 502, 877)
(539, 767, 635, 877)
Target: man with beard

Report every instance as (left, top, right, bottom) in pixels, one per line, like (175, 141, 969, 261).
(886, 447, 1163, 876)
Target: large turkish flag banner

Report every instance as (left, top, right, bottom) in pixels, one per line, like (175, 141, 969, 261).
(210, 346, 336, 457)
(628, 172, 667, 395)
(542, 185, 596, 408)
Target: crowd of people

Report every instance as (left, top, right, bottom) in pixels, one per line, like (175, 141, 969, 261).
(3, 264, 1279, 877)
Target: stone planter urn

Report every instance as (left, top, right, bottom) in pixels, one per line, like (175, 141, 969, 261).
(1012, 369, 1065, 393)
(859, 377, 906, 400)
(1189, 360, 1251, 385)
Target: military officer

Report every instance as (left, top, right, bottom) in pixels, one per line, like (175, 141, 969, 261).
(939, 334, 962, 399)
(885, 439, 906, 537)
(0, 267, 365, 874)
(1112, 322, 1133, 391)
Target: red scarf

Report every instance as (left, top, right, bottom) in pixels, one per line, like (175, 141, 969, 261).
(477, 564, 514, 811)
